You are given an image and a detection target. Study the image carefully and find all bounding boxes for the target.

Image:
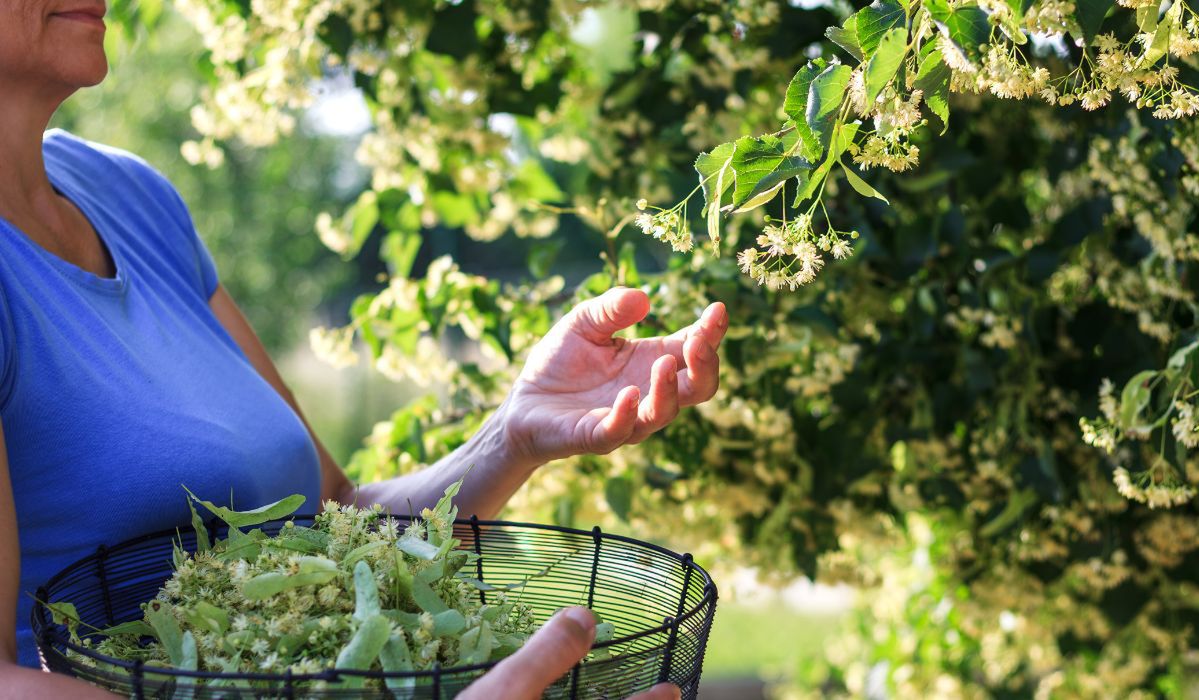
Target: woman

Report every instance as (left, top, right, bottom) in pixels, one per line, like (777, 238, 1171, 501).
(0, 2, 728, 697)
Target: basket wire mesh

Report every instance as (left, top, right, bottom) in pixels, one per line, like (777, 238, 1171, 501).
(33, 514, 718, 699)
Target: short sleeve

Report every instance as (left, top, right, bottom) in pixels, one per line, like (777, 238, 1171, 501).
(185, 210, 220, 300)
(43, 130, 221, 301)
(117, 150, 222, 301)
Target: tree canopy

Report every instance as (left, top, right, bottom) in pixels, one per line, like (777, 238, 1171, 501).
(113, 0, 1199, 695)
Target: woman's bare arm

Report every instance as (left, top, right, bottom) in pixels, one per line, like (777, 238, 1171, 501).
(0, 420, 119, 698)
(208, 285, 533, 518)
(210, 284, 725, 521)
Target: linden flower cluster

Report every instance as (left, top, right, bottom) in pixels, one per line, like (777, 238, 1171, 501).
(635, 205, 694, 253)
(1172, 400, 1199, 448)
(66, 484, 546, 693)
(1112, 466, 1197, 509)
(736, 215, 855, 291)
(848, 78, 925, 172)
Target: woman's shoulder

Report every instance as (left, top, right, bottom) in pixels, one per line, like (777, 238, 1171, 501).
(42, 129, 177, 197)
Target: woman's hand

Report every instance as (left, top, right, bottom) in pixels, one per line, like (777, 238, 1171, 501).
(458, 607, 680, 700)
(500, 288, 728, 465)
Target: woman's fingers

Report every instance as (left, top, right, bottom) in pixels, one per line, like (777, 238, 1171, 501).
(568, 287, 651, 344)
(458, 607, 597, 700)
(678, 334, 719, 405)
(629, 355, 680, 443)
(587, 385, 640, 454)
(696, 301, 729, 350)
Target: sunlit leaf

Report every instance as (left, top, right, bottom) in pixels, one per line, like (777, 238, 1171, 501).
(864, 28, 908, 105)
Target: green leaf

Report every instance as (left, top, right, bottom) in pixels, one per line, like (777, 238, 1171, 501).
(335, 614, 391, 688)
(48, 602, 81, 643)
(458, 620, 496, 665)
(695, 141, 736, 216)
(513, 160, 565, 202)
(242, 561, 338, 600)
(794, 122, 860, 207)
(979, 489, 1037, 537)
(397, 536, 441, 560)
(380, 634, 416, 694)
(1167, 339, 1199, 369)
(528, 239, 565, 279)
(840, 162, 890, 204)
(783, 61, 827, 160)
(217, 525, 264, 562)
(864, 28, 908, 105)
(1143, 0, 1180, 66)
(432, 609, 468, 636)
(604, 476, 634, 521)
(352, 561, 382, 623)
(1119, 370, 1157, 431)
(411, 577, 450, 614)
(692, 142, 733, 251)
(595, 620, 616, 643)
(99, 620, 155, 638)
(855, 0, 906, 56)
(1137, 5, 1158, 33)
(1073, 0, 1115, 41)
(728, 134, 812, 212)
(146, 603, 186, 667)
(995, 0, 1029, 43)
(182, 602, 229, 636)
(186, 498, 210, 554)
(1004, 0, 1032, 22)
(806, 64, 853, 152)
(174, 632, 198, 700)
(381, 229, 422, 278)
(343, 540, 389, 570)
(926, 0, 990, 61)
(826, 20, 863, 61)
(914, 47, 951, 132)
(183, 487, 305, 529)
(345, 190, 379, 259)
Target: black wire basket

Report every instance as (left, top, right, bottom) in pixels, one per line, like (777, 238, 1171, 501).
(32, 514, 718, 699)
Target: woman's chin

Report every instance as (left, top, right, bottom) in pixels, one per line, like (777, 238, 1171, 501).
(54, 55, 109, 90)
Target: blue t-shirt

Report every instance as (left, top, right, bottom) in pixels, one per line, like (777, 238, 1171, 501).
(0, 130, 321, 668)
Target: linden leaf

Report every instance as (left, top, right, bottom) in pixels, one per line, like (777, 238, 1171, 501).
(855, 0, 905, 57)
(826, 20, 863, 62)
(1119, 370, 1157, 432)
(926, 0, 990, 62)
(840, 161, 891, 204)
(1073, 0, 1115, 42)
(728, 134, 812, 212)
(864, 28, 908, 105)
(604, 476, 634, 522)
(914, 46, 952, 132)
(182, 486, 305, 529)
(695, 141, 737, 216)
(334, 614, 391, 689)
(783, 60, 828, 160)
(806, 63, 853, 151)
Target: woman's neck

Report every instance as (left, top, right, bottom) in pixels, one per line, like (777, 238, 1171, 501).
(0, 84, 69, 228)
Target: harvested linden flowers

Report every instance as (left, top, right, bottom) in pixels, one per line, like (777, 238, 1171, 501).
(52, 480, 614, 694)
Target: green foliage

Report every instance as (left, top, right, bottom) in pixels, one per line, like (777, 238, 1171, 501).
(131, 0, 1199, 696)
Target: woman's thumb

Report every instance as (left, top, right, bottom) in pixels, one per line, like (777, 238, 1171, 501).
(458, 607, 597, 700)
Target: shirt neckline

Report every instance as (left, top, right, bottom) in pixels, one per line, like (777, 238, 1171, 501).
(0, 156, 129, 296)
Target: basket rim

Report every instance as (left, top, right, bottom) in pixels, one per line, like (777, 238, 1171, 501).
(33, 513, 719, 682)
